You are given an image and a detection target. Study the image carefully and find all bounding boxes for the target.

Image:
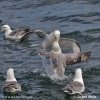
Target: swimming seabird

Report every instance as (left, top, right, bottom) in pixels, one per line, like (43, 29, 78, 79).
(64, 68, 85, 95)
(34, 30, 81, 52)
(1, 24, 33, 41)
(3, 68, 21, 93)
(38, 31, 91, 78)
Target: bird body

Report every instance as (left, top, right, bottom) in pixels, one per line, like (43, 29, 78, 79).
(1, 25, 32, 41)
(38, 30, 91, 79)
(3, 68, 21, 93)
(64, 68, 85, 95)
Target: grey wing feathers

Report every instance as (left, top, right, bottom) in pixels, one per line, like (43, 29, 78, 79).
(16, 28, 32, 35)
(9, 30, 18, 36)
(64, 51, 91, 65)
(3, 81, 21, 92)
(59, 38, 81, 52)
(64, 81, 84, 93)
(34, 29, 47, 38)
(10, 28, 32, 36)
(38, 51, 91, 66)
(80, 51, 91, 62)
(38, 51, 53, 58)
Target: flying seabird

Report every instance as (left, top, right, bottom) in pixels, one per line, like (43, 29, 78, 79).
(1, 24, 33, 41)
(63, 68, 85, 95)
(38, 30, 91, 78)
(3, 68, 21, 93)
(34, 30, 81, 52)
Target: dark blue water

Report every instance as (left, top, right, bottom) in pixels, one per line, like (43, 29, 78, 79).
(0, 0, 100, 100)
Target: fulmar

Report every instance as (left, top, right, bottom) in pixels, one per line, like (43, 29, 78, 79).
(3, 68, 21, 93)
(64, 68, 85, 95)
(1, 24, 33, 41)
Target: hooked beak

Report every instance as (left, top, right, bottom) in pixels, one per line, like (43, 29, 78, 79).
(54, 34, 59, 40)
(54, 35, 57, 40)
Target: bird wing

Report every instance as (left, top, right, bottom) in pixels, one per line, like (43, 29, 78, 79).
(34, 30, 80, 53)
(64, 81, 84, 94)
(9, 30, 26, 37)
(59, 38, 81, 53)
(38, 51, 91, 68)
(4, 81, 18, 88)
(3, 81, 21, 92)
(64, 51, 91, 65)
(34, 29, 48, 38)
(9, 30, 18, 36)
(9, 27, 32, 36)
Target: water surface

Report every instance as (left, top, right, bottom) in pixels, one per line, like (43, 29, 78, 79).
(0, 0, 100, 100)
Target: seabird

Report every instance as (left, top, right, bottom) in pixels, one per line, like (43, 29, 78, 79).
(1, 24, 33, 41)
(34, 30, 81, 52)
(36, 30, 81, 72)
(64, 68, 85, 95)
(38, 30, 91, 64)
(3, 68, 21, 93)
(38, 31, 91, 78)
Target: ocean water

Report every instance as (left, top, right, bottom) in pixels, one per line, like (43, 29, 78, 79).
(0, 0, 100, 100)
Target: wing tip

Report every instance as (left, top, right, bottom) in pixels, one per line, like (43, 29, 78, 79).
(34, 29, 47, 38)
(80, 51, 92, 62)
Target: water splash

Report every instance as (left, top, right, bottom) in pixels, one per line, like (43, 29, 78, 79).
(40, 55, 69, 81)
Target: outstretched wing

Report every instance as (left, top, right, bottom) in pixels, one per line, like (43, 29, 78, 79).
(59, 38, 81, 53)
(64, 51, 91, 65)
(34, 29, 48, 38)
(34, 30, 81, 53)
(38, 51, 91, 67)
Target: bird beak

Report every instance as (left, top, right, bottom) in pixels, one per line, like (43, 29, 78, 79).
(54, 35, 57, 39)
(54, 34, 57, 39)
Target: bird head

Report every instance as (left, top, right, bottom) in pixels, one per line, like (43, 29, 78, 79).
(1, 25, 11, 33)
(6, 68, 17, 82)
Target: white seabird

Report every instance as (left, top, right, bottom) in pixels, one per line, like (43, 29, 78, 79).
(36, 30, 81, 72)
(38, 30, 65, 79)
(3, 68, 21, 93)
(49, 30, 65, 79)
(38, 30, 91, 64)
(64, 68, 85, 95)
(1, 24, 33, 41)
(34, 30, 81, 52)
(38, 30, 91, 78)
